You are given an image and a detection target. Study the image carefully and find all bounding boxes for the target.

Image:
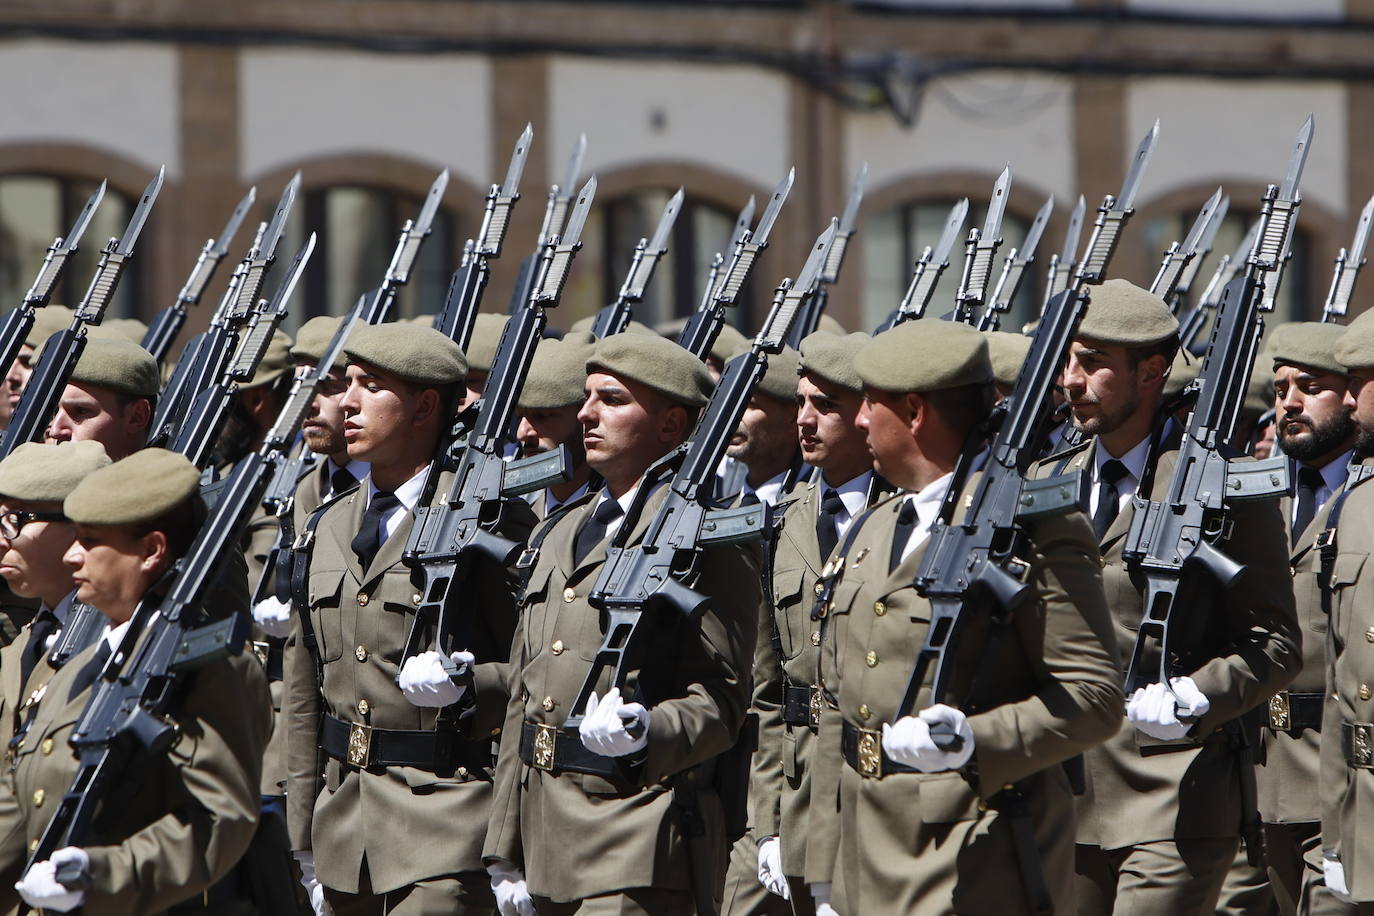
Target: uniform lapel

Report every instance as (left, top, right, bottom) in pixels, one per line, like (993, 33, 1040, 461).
(364, 508, 415, 583)
(338, 489, 367, 583)
(781, 483, 823, 575)
(3, 626, 27, 713)
(572, 485, 670, 577)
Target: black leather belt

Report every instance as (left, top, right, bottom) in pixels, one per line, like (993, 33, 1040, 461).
(1342, 721, 1374, 769)
(840, 719, 918, 779)
(518, 721, 642, 782)
(1266, 690, 1324, 732)
(320, 714, 492, 773)
(782, 684, 820, 729)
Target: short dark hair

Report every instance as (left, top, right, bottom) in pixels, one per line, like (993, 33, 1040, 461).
(922, 381, 994, 440)
(1125, 336, 1180, 372)
(129, 496, 199, 560)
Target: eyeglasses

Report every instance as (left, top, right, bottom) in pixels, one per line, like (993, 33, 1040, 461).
(0, 510, 67, 540)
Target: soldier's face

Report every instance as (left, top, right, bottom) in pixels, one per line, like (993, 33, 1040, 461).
(516, 407, 584, 462)
(578, 371, 687, 495)
(1061, 341, 1151, 437)
(797, 374, 869, 481)
(857, 387, 919, 488)
(339, 362, 440, 467)
(726, 391, 797, 472)
(301, 363, 348, 457)
(64, 523, 166, 624)
(1347, 370, 1374, 458)
(0, 498, 74, 602)
(464, 369, 489, 411)
(5, 344, 33, 411)
(1274, 364, 1356, 463)
(46, 383, 149, 462)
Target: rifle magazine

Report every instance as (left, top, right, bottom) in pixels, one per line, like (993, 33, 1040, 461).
(1015, 470, 1090, 522)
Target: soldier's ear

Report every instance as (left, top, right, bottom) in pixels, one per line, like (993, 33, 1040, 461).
(139, 528, 170, 575)
(412, 387, 441, 428)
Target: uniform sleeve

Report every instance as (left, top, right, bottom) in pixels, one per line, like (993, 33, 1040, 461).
(748, 588, 786, 839)
(468, 499, 537, 737)
(967, 509, 1124, 792)
(0, 757, 33, 908)
(483, 605, 530, 869)
(83, 655, 272, 914)
(284, 613, 323, 851)
(802, 696, 844, 885)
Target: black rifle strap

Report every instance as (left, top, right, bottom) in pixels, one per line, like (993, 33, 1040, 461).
(290, 492, 350, 686)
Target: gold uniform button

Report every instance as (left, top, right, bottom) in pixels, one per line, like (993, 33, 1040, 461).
(355, 646, 368, 662)
(357, 592, 370, 607)
(1365, 626, 1374, 644)
(563, 587, 577, 603)
(858, 704, 872, 721)
(458, 766, 469, 778)
(551, 640, 565, 655)
(1361, 685, 1373, 702)
(811, 631, 821, 647)
(814, 582, 825, 597)
(412, 593, 423, 606)
(866, 651, 879, 668)
(32, 789, 44, 808)
(873, 601, 886, 616)
(358, 699, 371, 716)
(542, 696, 556, 712)
(40, 739, 52, 756)
(28, 838, 37, 852)
(977, 800, 988, 813)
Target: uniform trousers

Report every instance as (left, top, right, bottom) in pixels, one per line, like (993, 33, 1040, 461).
(1260, 821, 1360, 916)
(532, 888, 695, 914)
(721, 830, 798, 916)
(323, 865, 494, 916)
(1075, 838, 1238, 916)
(1214, 842, 1277, 916)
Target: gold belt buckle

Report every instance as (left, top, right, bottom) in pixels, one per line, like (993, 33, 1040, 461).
(1351, 722, 1374, 768)
(857, 727, 882, 778)
(532, 724, 557, 772)
(251, 640, 271, 669)
(809, 687, 822, 731)
(1268, 690, 1290, 730)
(347, 723, 373, 767)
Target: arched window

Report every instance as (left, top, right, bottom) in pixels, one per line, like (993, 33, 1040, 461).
(0, 174, 142, 318)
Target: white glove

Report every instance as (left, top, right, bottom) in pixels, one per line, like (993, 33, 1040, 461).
(1126, 677, 1210, 740)
(252, 595, 294, 638)
(756, 835, 790, 899)
(811, 881, 838, 916)
(294, 851, 327, 916)
(488, 862, 536, 916)
(882, 704, 975, 772)
(397, 651, 474, 708)
(1324, 851, 1351, 900)
(578, 688, 649, 757)
(16, 846, 87, 912)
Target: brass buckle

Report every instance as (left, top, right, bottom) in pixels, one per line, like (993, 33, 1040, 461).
(251, 640, 271, 669)
(1268, 690, 1290, 730)
(809, 687, 822, 731)
(347, 723, 373, 767)
(532, 724, 557, 772)
(1351, 722, 1374, 768)
(857, 727, 882, 778)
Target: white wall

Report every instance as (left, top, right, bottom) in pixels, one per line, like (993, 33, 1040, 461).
(1124, 0, 1342, 18)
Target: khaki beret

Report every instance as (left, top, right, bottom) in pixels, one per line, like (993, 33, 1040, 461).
(856, 319, 992, 393)
(754, 346, 800, 403)
(519, 338, 592, 410)
(568, 316, 658, 338)
(799, 331, 869, 393)
(983, 331, 1032, 389)
(100, 318, 149, 345)
(816, 314, 846, 336)
(561, 330, 596, 347)
(409, 314, 436, 327)
(0, 440, 110, 503)
(24, 305, 75, 349)
(1263, 321, 1300, 354)
(291, 316, 348, 369)
(1271, 321, 1349, 377)
(1163, 348, 1198, 402)
(587, 334, 713, 409)
(345, 322, 467, 386)
(467, 313, 508, 373)
(709, 324, 749, 365)
(1245, 360, 1275, 413)
(65, 337, 160, 398)
(242, 329, 293, 389)
(1078, 279, 1178, 347)
(65, 448, 200, 526)
(1335, 308, 1374, 371)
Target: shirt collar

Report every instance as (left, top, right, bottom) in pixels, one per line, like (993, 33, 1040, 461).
(101, 617, 134, 653)
(548, 481, 591, 515)
(1094, 435, 1151, 487)
(821, 470, 873, 519)
(1304, 451, 1353, 495)
(329, 456, 370, 481)
(367, 468, 428, 513)
(743, 470, 790, 508)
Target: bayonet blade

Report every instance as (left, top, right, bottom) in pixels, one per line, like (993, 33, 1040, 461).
(259, 171, 301, 259)
(752, 168, 796, 248)
(796, 219, 839, 294)
(266, 232, 316, 315)
(648, 188, 684, 254)
(65, 181, 107, 252)
(839, 162, 868, 235)
(731, 197, 756, 249)
(932, 199, 970, 267)
(1062, 195, 1086, 261)
(560, 176, 597, 248)
(1198, 193, 1229, 254)
(1117, 119, 1159, 211)
(212, 187, 256, 257)
(1181, 187, 1224, 257)
(1281, 115, 1315, 201)
(1349, 194, 1374, 267)
(503, 123, 534, 196)
(115, 166, 165, 255)
(1020, 195, 1053, 262)
(415, 169, 449, 236)
(560, 133, 587, 196)
(982, 166, 1011, 240)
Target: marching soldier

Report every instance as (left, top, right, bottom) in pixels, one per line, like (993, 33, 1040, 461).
(1037, 280, 1300, 914)
(808, 319, 1121, 915)
(983, 330, 1031, 402)
(464, 313, 509, 408)
(0, 448, 271, 913)
(483, 333, 759, 915)
(724, 346, 802, 508)
(44, 336, 161, 461)
(515, 335, 596, 519)
(285, 323, 531, 914)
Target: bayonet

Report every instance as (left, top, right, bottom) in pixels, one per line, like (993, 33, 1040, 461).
(362, 168, 451, 323)
(228, 172, 300, 321)
(731, 196, 756, 250)
(539, 133, 587, 245)
(1076, 121, 1159, 286)
(477, 123, 532, 257)
(1044, 194, 1086, 310)
(19, 180, 104, 312)
(1173, 192, 1229, 306)
(886, 197, 968, 328)
(504, 122, 535, 196)
(953, 166, 1011, 322)
(591, 188, 684, 338)
(981, 194, 1053, 330)
(1323, 193, 1374, 322)
(750, 168, 795, 250)
(823, 162, 867, 284)
(1151, 187, 1224, 308)
(535, 176, 597, 303)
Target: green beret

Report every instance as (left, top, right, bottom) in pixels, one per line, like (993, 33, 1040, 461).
(100, 318, 149, 345)
(561, 330, 596, 347)
(67, 337, 159, 398)
(467, 313, 508, 373)
(800, 331, 869, 393)
(709, 324, 749, 365)
(24, 305, 75, 349)
(345, 323, 467, 386)
(983, 330, 1031, 389)
(856, 319, 992, 393)
(1335, 308, 1374, 371)
(587, 334, 713, 409)
(568, 316, 658, 338)
(0, 440, 110, 503)
(1263, 321, 1300, 354)
(519, 338, 591, 410)
(1245, 359, 1275, 413)
(1271, 321, 1349, 377)
(816, 314, 846, 336)
(64, 448, 200, 526)
(291, 316, 348, 369)
(755, 346, 800, 402)
(1078, 279, 1178, 347)
(1163, 348, 1198, 401)
(242, 329, 293, 389)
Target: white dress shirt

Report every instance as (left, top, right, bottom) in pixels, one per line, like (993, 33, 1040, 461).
(362, 468, 429, 548)
(1089, 436, 1152, 521)
(741, 470, 790, 508)
(819, 470, 874, 544)
(1291, 450, 1353, 530)
(897, 471, 956, 564)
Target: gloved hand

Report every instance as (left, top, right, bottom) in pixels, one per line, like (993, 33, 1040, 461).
(16, 846, 87, 912)
(252, 595, 294, 638)
(397, 651, 474, 708)
(756, 835, 790, 899)
(1126, 677, 1210, 740)
(1324, 850, 1351, 900)
(488, 862, 536, 916)
(882, 704, 976, 772)
(294, 851, 328, 916)
(811, 881, 838, 916)
(579, 687, 649, 757)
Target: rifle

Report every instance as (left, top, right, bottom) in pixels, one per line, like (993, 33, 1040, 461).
(1171, 192, 1230, 313)
(141, 187, 256, 364)
(951, 167, 1011, 325)
(978, 194, 1052, 332)
(881, 120, 1159, 733)
(149, 173, 301, 447)
(360, 169, 450, 325)
(0, 182, 106, 387)
(433, 124, 533, 349)
(399, 177, 598, 695)
(564, 220, 838, 729)
(1151, 187, 1225, 309)
(1040, 194, 1086, 318)
(0, 169, 164, 461)
(876, 198, 968, 332)
(26, 295, 353, 895)
(1121, 116, 1312, 697)
(1179, 218, 1258, 352)
(786, 163, 867, 348)
(1321, 193, 1374, 323)
(589, 188, 684, 338)
(677, 170, 795, 360)
(506, 133, 585, 316)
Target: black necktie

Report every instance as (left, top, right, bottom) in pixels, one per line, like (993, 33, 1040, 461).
(889, 500, 919, 573)
(574, 499, 624, 566)
(1092, 459, 1130, 540)
(1292, 466, 1325, 542)
(328, 465, 357, 499)
(350, 491, 400, 571)
(68, 639, 112, 701)
(20, 608, 60, 686)
(817, 490, 845, 560)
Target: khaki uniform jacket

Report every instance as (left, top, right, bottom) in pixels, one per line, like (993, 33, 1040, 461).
(808, 487, 1122, 914)
(0, 596, 75, 751)
(1319, 467, 1374, 900)
(0, 632, 271, 914)
(483, 485, 761, 902)
(1033, 440, 1300, 850)
(284, 475, 534, 894)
